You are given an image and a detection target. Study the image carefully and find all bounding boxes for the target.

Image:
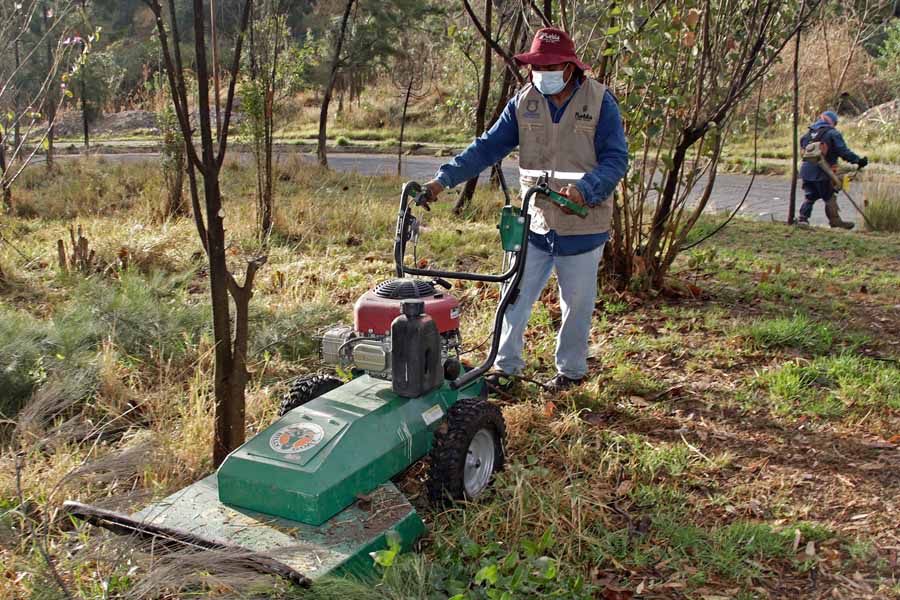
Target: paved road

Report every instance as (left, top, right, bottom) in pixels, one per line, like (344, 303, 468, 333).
(52, 150, 856, 226)
(323, 153, 850, 226)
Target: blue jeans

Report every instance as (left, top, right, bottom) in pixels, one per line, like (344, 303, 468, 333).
(495, 241, 604, 379)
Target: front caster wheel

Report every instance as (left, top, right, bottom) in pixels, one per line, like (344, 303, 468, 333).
(427, 397, 505, 503)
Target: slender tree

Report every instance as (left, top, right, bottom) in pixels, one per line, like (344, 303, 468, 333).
(605, 0, 821, 290)
(143, 0, 265, 466)
(392, 44, 431, 177)
(79, 0, 89, 150)
(454, 0, 493, 213)
(316, 0, 356, 167)
(789, 1, 803, 225)
(0, 0, 80, 210)
(245, 0, 287, 243)
(43, 3, 57, 171)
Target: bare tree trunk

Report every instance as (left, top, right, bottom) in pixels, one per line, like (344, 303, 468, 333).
(543, 0, 552, 23)
(250, 3, 282, 245)
(80, 0, 90, 150)
(147, 0, 257, 466)
(462, 0, 525, 86)
(788, 9, 802, 225)
(210, 0, 223, 141)
(14, 33, 21, 149)
(0, 136, 10, 211)
(189, 0, 242, 465)
(487, 11, 524, 189)
(488, 11, 523, 129)
(397, 79, 413, 177)
(44, 5, 56, 171)
(317, 0, 356, 167)
(455, 0, 493, 213)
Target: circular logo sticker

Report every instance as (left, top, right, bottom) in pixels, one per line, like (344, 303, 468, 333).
(269, 423, 325, 454)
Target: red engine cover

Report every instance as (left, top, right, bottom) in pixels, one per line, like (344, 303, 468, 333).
(354, 290, 460, 335)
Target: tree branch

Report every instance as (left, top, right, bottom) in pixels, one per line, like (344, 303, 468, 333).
(527, 0, 553, 27)
(217, 0, 254, 169)
(142, 0, 203, 172)
(462, 0, 525, 85)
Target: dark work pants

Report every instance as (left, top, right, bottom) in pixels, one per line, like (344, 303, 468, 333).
(800, 179, 834, 221)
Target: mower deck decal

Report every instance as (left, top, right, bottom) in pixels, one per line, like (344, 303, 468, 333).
(269, 423, 325, 454)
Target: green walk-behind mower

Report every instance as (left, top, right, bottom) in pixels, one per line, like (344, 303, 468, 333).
(63, 180, 544, 586)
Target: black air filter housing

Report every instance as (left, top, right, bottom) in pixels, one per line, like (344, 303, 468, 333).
(374, 278, 436, 299)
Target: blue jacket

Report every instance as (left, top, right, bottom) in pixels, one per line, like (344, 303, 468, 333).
(434, 79, 629, 256)
(799, 119, 862, 182)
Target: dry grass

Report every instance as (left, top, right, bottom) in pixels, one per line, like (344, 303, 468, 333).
(862, 175, 900, 232)
(768, 21, 889, 117)
(1, 158, 900, 599)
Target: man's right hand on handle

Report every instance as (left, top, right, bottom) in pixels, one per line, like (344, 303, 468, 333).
(418, 180, 444, 209)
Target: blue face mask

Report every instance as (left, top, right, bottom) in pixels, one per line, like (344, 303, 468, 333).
(532, 69, 570, 95)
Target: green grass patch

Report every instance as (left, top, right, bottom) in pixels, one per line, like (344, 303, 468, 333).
(599, 364, 668, 401)
(754, 354, 900, 418)
(741, 314, 834, 354)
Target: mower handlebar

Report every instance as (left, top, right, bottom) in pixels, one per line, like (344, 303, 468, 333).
(394, 180, 540, 391)
(395, 181, 533, 283)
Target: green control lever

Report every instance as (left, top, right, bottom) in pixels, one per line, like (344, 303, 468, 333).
(534, 175, 588, 218)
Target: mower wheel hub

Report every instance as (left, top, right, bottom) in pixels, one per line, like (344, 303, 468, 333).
(465, 428, 496, 498)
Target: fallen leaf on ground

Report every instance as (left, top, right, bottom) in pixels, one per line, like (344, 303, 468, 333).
(616, 480, 633, 496)
(601, 587, 633, 600)
(629, 395, 650, 407)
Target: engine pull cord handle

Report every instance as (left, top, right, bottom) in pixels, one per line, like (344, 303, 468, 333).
(431, 277, 452, 290)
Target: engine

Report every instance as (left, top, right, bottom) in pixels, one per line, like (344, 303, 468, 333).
(320, 278, 462, 380)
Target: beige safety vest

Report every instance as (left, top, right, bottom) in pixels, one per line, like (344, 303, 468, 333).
(516, 78, 611, 235)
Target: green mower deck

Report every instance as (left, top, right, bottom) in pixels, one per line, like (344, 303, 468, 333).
(65, 475, 424, 585)
(66, 374, 483, 583)
(218, 374, 481, 525)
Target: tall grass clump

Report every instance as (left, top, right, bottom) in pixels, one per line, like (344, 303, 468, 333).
(1, 270, 206, 421)
(0, 308, 52, 417)
(862, 176, 900, 232)
(63, 270, 209, 363)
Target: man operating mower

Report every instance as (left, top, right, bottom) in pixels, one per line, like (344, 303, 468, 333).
(419, 27, 629, 393)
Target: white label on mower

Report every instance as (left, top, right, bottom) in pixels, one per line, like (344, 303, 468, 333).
(422, 404, 444, 426)
(269, 423, 325, 454)
(450, 307, 461, 320)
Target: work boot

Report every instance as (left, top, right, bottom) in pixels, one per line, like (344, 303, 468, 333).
(545, 374, 584, 393)
(825, 196, 854, 229)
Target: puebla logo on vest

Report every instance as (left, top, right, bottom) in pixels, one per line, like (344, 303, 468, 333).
(523, 98, 540, 118)
(270, 422, 325, 454)
(575, 104, 593, 123)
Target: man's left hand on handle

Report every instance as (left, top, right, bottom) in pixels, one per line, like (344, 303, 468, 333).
(559, 185, 586, 215)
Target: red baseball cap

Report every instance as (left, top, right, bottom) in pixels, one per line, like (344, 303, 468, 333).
(514, 27, 590, 72)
